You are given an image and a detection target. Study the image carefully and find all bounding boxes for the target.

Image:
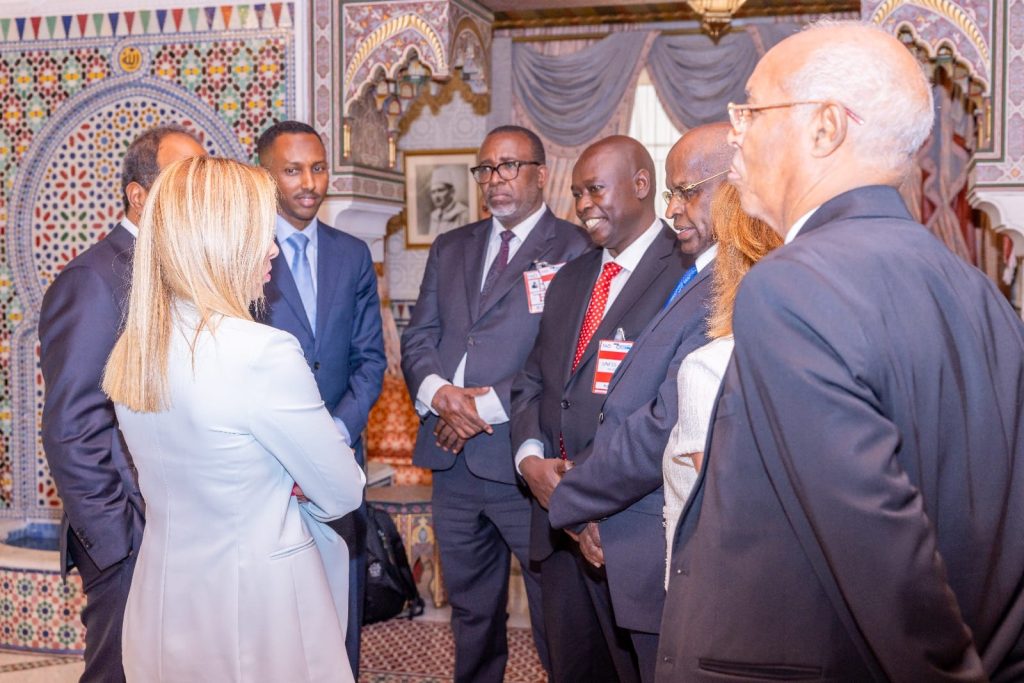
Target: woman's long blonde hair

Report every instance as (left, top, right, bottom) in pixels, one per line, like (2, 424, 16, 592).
(103, 156, 278, 413)
(706, 183, 783, 338)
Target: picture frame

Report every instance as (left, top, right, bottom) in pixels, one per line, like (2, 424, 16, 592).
(404, 149, 480, 248)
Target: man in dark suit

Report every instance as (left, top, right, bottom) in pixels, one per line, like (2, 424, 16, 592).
(546, 123, 733, 682)
(39, 125, 205, 683)
(658, 22, 1024, 681)
(511, 135, 688, 683)
(401, 125, 589, 683)
(256, 120, 386, 676)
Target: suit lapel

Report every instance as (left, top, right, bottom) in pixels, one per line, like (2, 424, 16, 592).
(269, 238, 314, 340)
(463, 220, 491, 322)
(476, 209, 559, 319)
(314, 221, 341, 348)
(606, 260, 714, 395)
(571, 224, 676, 376)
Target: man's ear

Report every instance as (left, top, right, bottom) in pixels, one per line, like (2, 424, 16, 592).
(125, 181, 148, 218)
(633, 168, 652, 200)
(810, 103, 848, 158)
(535, 163, 549, 188)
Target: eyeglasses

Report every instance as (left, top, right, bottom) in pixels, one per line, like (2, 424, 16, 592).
(727, 100, 864, 134)
(470, 160, 542, 184)
(662, 169, 729, 205)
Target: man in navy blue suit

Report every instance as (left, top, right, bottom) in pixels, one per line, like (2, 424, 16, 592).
(39, 125, 205, 683)
(256, 121, 386, 675)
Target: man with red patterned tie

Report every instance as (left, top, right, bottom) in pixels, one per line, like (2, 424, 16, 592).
(511, 135, 690, 683)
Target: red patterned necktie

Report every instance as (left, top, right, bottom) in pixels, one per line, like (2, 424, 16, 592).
(560, 261, 623, 460)
(572, 261, 623, 372)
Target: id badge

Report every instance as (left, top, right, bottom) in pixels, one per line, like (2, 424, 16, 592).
(523, 262, 566, 314)
(592, 339, 634, 394)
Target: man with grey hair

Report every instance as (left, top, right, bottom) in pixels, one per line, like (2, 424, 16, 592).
(658, 21, 1024, 682)
(427, 166, 470, 235)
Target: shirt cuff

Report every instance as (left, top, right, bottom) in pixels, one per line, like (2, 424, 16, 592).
(415, 374, 451, 417)
(514, 439, 545, 476)
(474, 388, 508, 425)
(332, 417, 351, 445)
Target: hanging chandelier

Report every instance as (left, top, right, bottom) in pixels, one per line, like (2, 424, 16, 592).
(687, 0, 748, 41)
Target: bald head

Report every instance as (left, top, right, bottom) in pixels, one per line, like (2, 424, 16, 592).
(665, 123, 732, 256)
(571, 135, 658, 256)
(727, 20, 934, 233)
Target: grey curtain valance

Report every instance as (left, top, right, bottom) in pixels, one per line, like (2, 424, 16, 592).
(511, 31, 651, 148)
(510, 24, 802, 148)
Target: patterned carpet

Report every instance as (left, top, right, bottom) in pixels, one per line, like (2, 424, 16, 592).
(360, 619, 547, 682)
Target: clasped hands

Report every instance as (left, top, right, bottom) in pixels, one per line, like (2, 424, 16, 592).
(520, 456, 604, 568)
(431, 385, 494, 453)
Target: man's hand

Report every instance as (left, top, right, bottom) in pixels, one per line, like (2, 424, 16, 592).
(520, 456, 572, 509)
(431, 385, 494, 439)
(434, 418, 467, 453)
(578, 522, 604, 568)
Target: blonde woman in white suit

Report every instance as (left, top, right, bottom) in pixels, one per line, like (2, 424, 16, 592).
(103, 156, 364, 682)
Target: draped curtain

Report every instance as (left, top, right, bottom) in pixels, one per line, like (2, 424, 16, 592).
(507, 24, 799, 221)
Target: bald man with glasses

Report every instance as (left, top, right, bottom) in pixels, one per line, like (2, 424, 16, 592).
(401, 125, 588, 683)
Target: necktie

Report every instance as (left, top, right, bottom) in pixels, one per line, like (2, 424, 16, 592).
(572, 261, 623, 372)
(664, 265, 698, 308)
(288, 232, 316, 331)
(480, 229, 516, 302)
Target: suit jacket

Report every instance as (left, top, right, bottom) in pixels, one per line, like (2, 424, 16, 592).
(511, 223, 689, 562)
(116, 314, 364, 682)
(401, 209, 589, 484)
(547, 260, 713, 634)
(260, 219, 386, 457)
(658, 186, 1024, 682)
(39, 224, 144, 574)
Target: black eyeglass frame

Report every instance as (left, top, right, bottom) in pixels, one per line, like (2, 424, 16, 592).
(470, 160, 542, 184)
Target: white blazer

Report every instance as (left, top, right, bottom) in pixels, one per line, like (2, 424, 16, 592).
(115, 307, 365, 682)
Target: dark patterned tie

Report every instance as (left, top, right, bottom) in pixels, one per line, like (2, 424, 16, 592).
(480, 229, 516, 303)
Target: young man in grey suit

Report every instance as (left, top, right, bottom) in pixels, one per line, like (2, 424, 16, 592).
(659, 22, 1024, 681)
(39, 126, 205, 683)
(401, 125, 589, 683)
(511, 135, 689, 683)
(546, 123, 732, 683)
(257, 120, 387, 676)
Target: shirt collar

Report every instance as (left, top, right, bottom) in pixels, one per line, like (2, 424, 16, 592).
(601, 218, 664, 272)
(695, 243, 718, 272)
(275, 215, 319, 249)
(785, 207, 820, 245)
(492, 203, 547, 243)
(121, 217, 139, 238)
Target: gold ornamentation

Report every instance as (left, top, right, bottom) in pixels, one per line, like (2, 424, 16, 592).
(118, 46, 143, 73)
(870, 0, 990, 65)
(345, 14, 447, 94)
(397, 77, 490, 137)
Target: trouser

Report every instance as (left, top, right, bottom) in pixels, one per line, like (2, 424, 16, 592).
(69, 532, 137, 683)
(432, 455, 549, 683)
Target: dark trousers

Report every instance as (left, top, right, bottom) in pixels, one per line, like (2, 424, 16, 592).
(541, 541, 620, 683)
(631, 630, 659, 683)
(331, 500, 367, 676)
(69, 533, 136, 683)
(432, 455, 549, 683)
(578, 554, 642, 683)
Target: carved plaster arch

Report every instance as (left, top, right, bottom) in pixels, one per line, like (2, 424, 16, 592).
(870, 0, 990, 67)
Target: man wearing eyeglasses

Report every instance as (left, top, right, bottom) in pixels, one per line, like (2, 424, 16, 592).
(657, 22, 1024, 682)
(401, 125, 588, 683)
(542, 124, 729, 683)
(510, 134, 691, 683)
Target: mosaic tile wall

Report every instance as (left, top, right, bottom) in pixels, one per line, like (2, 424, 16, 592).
(0, 4, 296, 519)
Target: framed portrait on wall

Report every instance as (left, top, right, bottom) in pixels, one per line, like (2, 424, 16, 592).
(404, 150, 479, 247)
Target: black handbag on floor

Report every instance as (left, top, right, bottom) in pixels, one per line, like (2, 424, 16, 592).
(363, 504, 425, 624)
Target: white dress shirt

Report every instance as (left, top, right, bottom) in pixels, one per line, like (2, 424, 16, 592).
(414, 204, 549, 423)
(785, 207, 820, 244)
(514, 218, 666, 471)
(121, 217, 139, 238)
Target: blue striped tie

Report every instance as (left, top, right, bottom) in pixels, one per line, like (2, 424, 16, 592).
(664, 265, 698, 309)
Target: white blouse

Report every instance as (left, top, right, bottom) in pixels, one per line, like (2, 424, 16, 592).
(662, 335, 734, 587)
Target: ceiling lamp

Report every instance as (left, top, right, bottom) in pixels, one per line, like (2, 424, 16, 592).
(687, 0, 748, 42)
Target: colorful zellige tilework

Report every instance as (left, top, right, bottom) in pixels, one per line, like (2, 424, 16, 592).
(0, 567, 86, 653)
